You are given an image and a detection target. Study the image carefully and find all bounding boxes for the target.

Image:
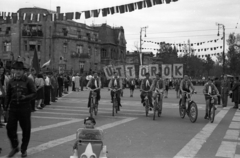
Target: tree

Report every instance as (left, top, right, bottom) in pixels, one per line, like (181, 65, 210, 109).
(134, 41, 140, 52)
(226, 33, 240, 75)
(204, 55, 214, 76)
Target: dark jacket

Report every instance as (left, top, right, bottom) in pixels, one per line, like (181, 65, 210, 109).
(57, 76, 64, 87)
(232, 81, 240, 103)
(6, 75, 36, 110)
(214, 80, 221, 94)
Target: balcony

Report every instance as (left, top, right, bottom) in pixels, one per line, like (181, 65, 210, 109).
(22, 29, 43, 37)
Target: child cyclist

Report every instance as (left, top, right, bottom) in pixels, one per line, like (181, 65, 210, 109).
(72, 117, 103, 155)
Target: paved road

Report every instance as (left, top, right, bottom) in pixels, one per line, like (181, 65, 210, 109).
(0, 86, 240, 158)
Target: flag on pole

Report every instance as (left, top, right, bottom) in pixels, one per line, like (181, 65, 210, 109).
(32, 49, 40, 74)
(41, 59, 51, 69)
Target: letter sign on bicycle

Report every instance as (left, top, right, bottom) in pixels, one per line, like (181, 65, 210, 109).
(149, 64, 159, 78)
(173, 64, 183, 78)
(103, 65, 114, 79)
(162, 64, 172, 79)
(114, 65, 125, 78)
(139, 65, 149, 79)
(125, 65, 136, 78)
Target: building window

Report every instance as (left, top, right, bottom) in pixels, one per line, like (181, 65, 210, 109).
(88, 47, 91, 56)
(62, 28, 68, 36)
(77, 30, 81, 39)
(38, 45, 41, 51)
(94, 34, 98, 41)
(6, 27, 11, 35)
(77, 45, 83, 55)
(0, 28, 2, 32)
(29, 44, 36, 51)
(101, 49, 106, 58)
(24, 41, 28, 51)
(86, 33, 91, 41)
(64, 45, 67, 53)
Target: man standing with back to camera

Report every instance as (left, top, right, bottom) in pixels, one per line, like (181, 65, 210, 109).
(5, 61, 36, 157)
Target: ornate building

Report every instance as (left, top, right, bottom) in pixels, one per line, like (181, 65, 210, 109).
(0, 7, 127, 74)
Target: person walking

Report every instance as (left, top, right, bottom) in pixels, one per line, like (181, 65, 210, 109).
(5, 61, 36, 157)
(221, 75, 231, 107)
(214, 77, 222, 105)
(174, 78, 181, 98)
(28, 68, 36, 112)
(72, 75, 75, 91)
(164, 78, 170, 98)
(35, 74, 45, 109)
(80, 74, 85, 91)
(57, 74, 64, 97)
(231, 77, 240, 109)
(129, 78, 136, 97)
(50, 73, 57, 103)
(74, 73, 80, 92)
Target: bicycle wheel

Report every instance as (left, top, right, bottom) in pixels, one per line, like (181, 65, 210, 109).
(153, 102, 156, 120)
(210, 104, 215, 123)
(89, 99, 93, 117)
(158, 97, 162, 117)
(179, 99, 186, 119)
(94, 104, 98, 116)
(145, 100, 149, 117)
(189, 102, 198, 123)
(115, 102, 118, 114)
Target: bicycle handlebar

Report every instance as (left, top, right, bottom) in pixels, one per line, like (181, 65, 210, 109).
(141, 90, 151, 93)
(87, 87, 100, 91)
(109, 88, 121, 92)
(204, 93, 220, 97)
(183, 91, 197, 95)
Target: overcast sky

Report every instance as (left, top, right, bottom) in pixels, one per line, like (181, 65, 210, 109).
(1, 0, 240, 57)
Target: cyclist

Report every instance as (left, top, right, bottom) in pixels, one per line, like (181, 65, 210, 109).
(151, 73, 165, 112)
(108, 72, 122, 107)
(86, 72, 101, 108)
(180, 75, 195, 109)
(140, 72, 153, 110)
(203, 77, 219, 119)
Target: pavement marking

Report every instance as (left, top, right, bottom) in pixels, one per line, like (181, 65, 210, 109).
(0, 117, 137, 158)
(233, 116, 240, 122)
(229, 122, 240, 129)
(223, 130, 240, 140)
(32, 116, 75, 120)
(215, 141, 238, 158)
(173, 107, 230, 158)
(17, 119, 83, 134)
(35, 111, 131, 118)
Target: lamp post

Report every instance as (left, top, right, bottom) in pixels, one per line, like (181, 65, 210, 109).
(216, 23, 225, 74)
(140, 26, 148, 65)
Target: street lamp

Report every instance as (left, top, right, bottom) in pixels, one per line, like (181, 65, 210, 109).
(139, 26, 148, 65)
(216, 22, 225, 74)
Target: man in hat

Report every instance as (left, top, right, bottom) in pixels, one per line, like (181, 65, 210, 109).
(5, 61, 36, 157)
(140, 72, 153, 109)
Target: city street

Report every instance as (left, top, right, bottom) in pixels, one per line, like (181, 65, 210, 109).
(0, 86, 239, 158)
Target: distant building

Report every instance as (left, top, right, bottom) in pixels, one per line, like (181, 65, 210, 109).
(0, 7, 126, 74)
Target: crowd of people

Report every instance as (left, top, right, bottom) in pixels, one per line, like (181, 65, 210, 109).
(0, 60, 240, 157)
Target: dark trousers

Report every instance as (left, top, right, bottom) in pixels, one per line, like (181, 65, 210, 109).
(58, 86, 63, 97)
(7, 109, 31, 152)
(51, 87, 56, 102)
(221, 92, 228, 107)
(88, 89, 101, 107)
(44, 86, 51, 105)
(140, 92, 153, 106)
(31, 99, 35, 111)
(217, 95, 221, 105)
(72, 82, 75, 91)
(111, 91, 121, 106)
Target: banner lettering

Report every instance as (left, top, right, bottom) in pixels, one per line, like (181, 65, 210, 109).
(173, 64, 183, 78)
(149, 64, 159, 78)
(103, 65, 114, 79)
(114, 65, 125, 78)
(139, 65, 149, 79)
(162, 64, 172, 78)
(125, 65, 136, 78)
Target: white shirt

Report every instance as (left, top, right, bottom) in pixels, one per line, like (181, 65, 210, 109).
(72, 76, 75, 82)
(208, 85, 212, 94)
(45, 76, 50, 86)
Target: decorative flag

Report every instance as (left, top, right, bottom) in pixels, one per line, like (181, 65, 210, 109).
(102, 8, 109, 17)
(59, 13, 64, 20)
(41, 59, 51, 69)
(119, 5, 125, 13)
(128, 3, 135, 12)
(92, 10, 99, 17)
(85, 11, 91, 19)
(75, 12, 81, 19)
(32, 49, 40, 74)
(146, 0, 152, 7)
(66, 12, 74, 20)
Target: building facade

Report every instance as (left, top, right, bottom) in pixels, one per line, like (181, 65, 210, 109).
(0, 7, 126, 74)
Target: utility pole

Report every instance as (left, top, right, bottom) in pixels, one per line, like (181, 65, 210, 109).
(140, 26, 148, 65)
(216, 23, 225, 74)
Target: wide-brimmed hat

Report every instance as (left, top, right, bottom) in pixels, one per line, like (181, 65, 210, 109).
(12, 61, 25, 70)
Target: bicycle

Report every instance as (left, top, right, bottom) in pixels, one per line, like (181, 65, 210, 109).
(141, 90, 151, 117)
(153, 88, 164, 120)
(109, 88, 121, 116)
(88, 88, 99, 117)
(179, 91, 198, 123)
(204, 93, 219, 123)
